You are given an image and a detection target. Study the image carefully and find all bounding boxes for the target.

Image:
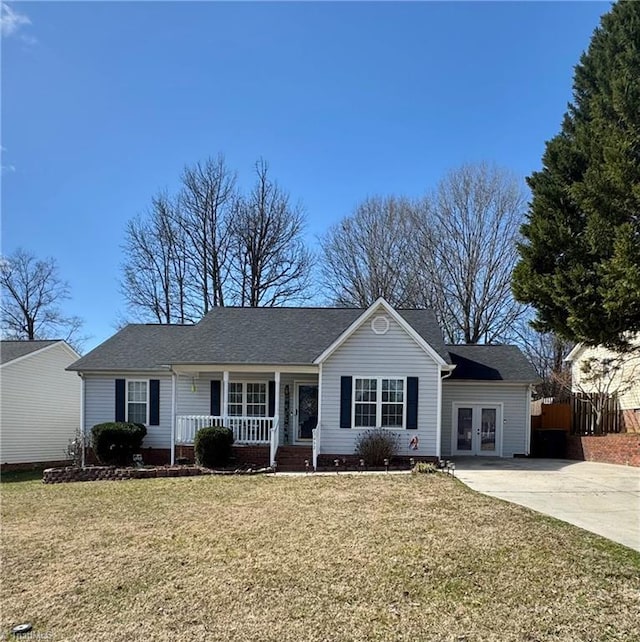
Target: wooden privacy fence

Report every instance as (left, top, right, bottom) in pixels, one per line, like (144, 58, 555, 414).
(571, 393, 621, 435)
(531, 396, 622, 435)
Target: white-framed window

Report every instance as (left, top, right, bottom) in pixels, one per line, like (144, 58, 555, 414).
(127, 380, 148, 425)
(228, 382, 244, 417)
(227, 382, 267, 417)
(246, 382, 267, 417)
(353, 377, 405, 428)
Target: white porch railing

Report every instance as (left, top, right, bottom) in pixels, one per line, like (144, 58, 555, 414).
(176, 415, 273, 445)
(312, 423, 321, 471)
(269, 417, 280, 469)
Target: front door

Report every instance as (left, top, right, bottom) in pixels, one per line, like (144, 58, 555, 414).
(453, 404, 500, 455)
(296, 384, 318, 441)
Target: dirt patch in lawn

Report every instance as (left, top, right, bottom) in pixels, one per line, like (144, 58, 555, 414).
(1, 473, 638, 641)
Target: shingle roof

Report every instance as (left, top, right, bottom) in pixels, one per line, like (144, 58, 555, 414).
(67, 307, 451, 371)
(446, 345, 539, 382)
(172, 307, 451, 365)
(67, 308, 537, 382)
(67, 325, 194, 372)
(0, 340, 60, 365)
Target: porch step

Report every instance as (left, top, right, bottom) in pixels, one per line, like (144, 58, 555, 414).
(274, 446, 313, 472)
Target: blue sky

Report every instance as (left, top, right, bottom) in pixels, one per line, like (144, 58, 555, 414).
(2, 0, 609, 351)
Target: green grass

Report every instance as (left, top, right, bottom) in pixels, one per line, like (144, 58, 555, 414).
(1, 473, 639, 641)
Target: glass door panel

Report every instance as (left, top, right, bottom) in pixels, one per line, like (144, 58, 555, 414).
(480, 408, 497, 452)
(457, 407, 473, 451)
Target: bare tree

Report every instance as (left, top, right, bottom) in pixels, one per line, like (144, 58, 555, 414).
(0, 248, 85, 350)
(121, 192, 191, 324)
(516, 322, 573, 399)
(320, 196, 423, 307)
(416, 163, 528, 343)
(178, 155, 236, 313)
(229, 159, 313, 307)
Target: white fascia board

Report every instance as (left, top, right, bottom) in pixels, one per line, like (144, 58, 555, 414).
(313, 297, 448, 367)
(564, 343, 585, 363)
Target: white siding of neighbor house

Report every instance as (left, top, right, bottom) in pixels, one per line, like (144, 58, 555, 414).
(319, 307, 441, 457)
(570, 342, 640, 411)
(441, 382, 531, 458)
(83, 374, 172, 449)
(1, 343, 80, 464)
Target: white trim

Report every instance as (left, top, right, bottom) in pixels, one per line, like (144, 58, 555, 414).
(126, 378, 149, 425)
(169, 364, 319, 374)
(2, 340, 80, 370)
(313, 298, 449, 366)
(451, 402, 503, 456)
(371, 315, 390, 335)
(564, 343, 585, 363)
(170, 370, 177, 465)
(293, 380, 319, 442)
(317, 363, 323, 429)
(351, 375, 407, 430)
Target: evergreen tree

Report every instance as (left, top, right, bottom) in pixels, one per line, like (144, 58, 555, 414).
(513, 1, 640, 349)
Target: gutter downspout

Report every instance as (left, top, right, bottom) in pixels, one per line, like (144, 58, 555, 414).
(437, 367, 455, 461)
(79, 373, 86, 468)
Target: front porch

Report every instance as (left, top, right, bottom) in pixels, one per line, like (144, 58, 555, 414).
(170, 365, 320, 468)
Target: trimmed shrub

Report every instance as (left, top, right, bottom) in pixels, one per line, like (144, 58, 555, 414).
(194, 426, 234, 468)
(412, 461, 437, 474)
(91, 422, 147, 466)
(354, 428, 399, 467)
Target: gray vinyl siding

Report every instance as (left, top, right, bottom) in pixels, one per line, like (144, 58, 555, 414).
(84, 374, 172, 449)
(441, 382, 530, 457)
(319, 307, 441, 457)
(0, 343, 80, 465)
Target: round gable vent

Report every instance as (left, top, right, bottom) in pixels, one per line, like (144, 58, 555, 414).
(371, 315, 390, 335)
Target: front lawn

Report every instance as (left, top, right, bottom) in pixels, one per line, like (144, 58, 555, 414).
(1, 473, 638, 641)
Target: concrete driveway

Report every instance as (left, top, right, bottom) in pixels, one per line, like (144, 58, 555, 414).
(452, 457, 640, 552)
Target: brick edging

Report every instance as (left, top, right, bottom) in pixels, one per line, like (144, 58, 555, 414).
(43, 464, 274, 484)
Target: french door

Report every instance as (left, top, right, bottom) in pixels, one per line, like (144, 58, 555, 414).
(453, 404, 501, 456)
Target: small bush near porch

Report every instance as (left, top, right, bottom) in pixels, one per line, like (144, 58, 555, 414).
(2, 475, 639, 641)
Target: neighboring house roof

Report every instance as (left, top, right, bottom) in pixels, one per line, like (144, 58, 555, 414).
(0, 340, 69, 366)
(446, 345, 539, 382)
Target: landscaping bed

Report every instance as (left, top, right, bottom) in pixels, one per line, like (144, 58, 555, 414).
(42, 464, 273, 484)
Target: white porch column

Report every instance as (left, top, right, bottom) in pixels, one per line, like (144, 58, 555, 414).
(222, 371, 229, 424)
(170, 370, 177, 465)
(274, 371, 280, 419)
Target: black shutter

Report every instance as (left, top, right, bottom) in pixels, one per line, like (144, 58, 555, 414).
(115, 379, 126, 422)
(268, 381, 276, 417)
(210, 380, 221, 416)
(407, 377, 419, 429)
(149, 379, 160, 426)
(340, 376, 352, 428)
